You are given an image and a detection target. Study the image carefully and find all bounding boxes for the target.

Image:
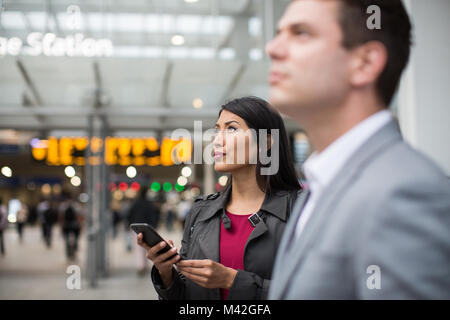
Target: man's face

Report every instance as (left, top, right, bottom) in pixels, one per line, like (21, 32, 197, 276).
(266, 0, 352, 120)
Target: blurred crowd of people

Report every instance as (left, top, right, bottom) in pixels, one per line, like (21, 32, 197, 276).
(0, 193, 85, 261)
(0, 185, 194, 274)
(110, 187, 194, 276)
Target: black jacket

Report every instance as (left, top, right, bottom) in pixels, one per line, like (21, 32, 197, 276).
(151, 185, 301, 300)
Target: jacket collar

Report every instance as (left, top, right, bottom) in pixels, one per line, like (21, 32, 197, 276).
(196, 184, 293, 223)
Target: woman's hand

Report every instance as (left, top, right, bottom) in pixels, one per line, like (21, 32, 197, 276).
(136, 233, 180, 288)
(177, 259, 237, 289)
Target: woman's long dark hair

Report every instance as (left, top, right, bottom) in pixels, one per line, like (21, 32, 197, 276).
(219, 96, 301, 194)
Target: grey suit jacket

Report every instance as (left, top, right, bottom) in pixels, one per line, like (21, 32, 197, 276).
(269, 120, 450, 299)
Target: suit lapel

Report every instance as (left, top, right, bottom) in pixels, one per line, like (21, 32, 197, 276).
(275, 120, 403, 299)
(270, 189, 309, 297)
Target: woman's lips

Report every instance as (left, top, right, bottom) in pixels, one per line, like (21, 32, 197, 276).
(213, 151, 226, 159)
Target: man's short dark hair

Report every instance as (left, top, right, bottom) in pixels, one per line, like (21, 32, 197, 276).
(337, 0, 412, 106)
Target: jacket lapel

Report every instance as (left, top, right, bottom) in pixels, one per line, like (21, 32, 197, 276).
(197, 216, 221, 262)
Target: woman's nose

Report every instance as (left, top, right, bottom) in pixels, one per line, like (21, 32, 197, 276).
(213, 130, 224, 148)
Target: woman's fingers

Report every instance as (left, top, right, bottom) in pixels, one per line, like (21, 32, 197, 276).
(153, 246, 179, 265)
(177, 266, 209, 277)
(179, 269, 206, 286)
(136, 233, 151, 251)
(148, 241, 168, 258)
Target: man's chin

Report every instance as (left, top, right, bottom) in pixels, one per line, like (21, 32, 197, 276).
(268, 91, 297, 115)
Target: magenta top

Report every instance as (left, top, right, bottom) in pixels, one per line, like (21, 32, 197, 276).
(219, 210, 254, 300)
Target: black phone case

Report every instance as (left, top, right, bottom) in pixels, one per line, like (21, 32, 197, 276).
(130, 223, 177, 258)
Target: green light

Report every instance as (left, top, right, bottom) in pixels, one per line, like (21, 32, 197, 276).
(151, 182, 161, 192)
(175, 183, 185, 192)
(163, 182, 173, 192)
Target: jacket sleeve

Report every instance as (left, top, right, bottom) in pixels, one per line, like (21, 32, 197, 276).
(226, 270, 271, 300)
(150, 203, 199, 300)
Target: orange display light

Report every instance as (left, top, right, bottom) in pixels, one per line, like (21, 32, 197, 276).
(30, 136, 192, 166)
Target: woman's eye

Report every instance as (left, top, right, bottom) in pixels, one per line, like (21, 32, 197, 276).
(227, 126, 237, 132)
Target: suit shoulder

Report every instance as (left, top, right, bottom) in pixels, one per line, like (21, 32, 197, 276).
(366, 141, 449, 189)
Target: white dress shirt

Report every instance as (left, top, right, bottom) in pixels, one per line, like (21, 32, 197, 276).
(295, 110, 392, 239)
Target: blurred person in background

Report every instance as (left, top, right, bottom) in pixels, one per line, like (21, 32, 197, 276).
(127, 186, 160, 276)
(138, 96, 302, 300)
(266, 0, 450, 299)
(0, 199, 7, 256)
(177, 192, 193, 229)
(16, 199, 28, 243)
(162, 191, 178, 232)
(37, 198, 57, 248)
(110, 200, 122, 239)
(59, 196, 82, 261)
(120, 197, 134, 252)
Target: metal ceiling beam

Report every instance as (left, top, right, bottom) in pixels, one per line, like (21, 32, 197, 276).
(15, 59, 43, 106)
(0, 105, 221, 117)
(220, 62, 246, 102)
(160, 61, 173, 108)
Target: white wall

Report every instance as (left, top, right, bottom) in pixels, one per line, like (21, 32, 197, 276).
(398, 0, 450, 175)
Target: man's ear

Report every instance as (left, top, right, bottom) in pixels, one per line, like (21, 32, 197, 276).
(349, 41, 387, 88)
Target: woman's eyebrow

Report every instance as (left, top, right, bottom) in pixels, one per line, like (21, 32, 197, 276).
(215, 120, 240, 127)
(224, 120, 240, 126)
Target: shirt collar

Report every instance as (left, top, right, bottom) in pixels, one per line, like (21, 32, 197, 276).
(303, 110, 392, 192)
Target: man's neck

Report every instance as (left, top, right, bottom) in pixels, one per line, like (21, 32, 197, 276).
(301, 98, 385, 153)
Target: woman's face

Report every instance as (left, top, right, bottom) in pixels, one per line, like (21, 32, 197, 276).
(212, 110, 258, 173)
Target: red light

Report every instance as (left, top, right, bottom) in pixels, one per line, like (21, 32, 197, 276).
(108, 182, 116, 191)
(119, 182, 128, 191)
(131, 182, 140, 191)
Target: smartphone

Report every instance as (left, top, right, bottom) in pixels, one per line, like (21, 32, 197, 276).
(130, 223, 179, 260)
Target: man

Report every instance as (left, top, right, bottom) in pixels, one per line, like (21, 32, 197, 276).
(266, 0, 450, 299)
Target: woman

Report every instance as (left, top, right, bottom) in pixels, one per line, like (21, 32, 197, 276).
(137, 96, 302, 299)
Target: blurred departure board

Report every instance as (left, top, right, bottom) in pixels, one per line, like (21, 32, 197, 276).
(30, 137, 192, 166)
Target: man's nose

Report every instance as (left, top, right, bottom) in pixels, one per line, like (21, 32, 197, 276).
(265, 34, 285, 60)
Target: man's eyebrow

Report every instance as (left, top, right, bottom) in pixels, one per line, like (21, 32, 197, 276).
(277, 21, 310, 32)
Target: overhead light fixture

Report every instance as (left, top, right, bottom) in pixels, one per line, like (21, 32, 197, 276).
(1, 166, 12, 177)
(171, 35, 185, 46)
(126, 166, 137, 178)
(185, 0, 199, 3)
(70, 176, 81, 187)
(177, 176, 188, 187)
(218, 175, 228, 187)
(64, 166, 76, 178)
(193, 98, 203, 109)
(181, 166, 192, 177)
(41, 183, 52, 195)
